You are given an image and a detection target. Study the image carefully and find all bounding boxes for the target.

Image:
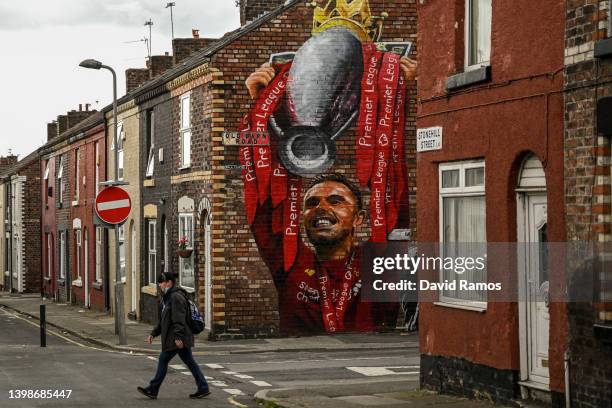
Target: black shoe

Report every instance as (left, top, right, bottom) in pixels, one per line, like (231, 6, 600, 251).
(189, 390, 211, 399)
(137, 387, 157, 400)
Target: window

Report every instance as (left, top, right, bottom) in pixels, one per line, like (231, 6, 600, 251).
(60, 231, 66, 280)
(74, 149, 81, 201)
(84, 229, 89, 286)
(57, 156, 64, 205)
(148, 220, 157, 285)
(76, 229, 82, 281)
(95, 227, 102, 282)
(119, 225, 126, 282)
(179, 213, 195, 289)
(180, 93, 192, 168)
(163, 220, 169, 273)
(439, 160, 486, 305)
(95, 142, 101, 196)
(146, 110, 155, 178)
(465, 0, 492, 69)
(116, 122, 125, 181)
(46, 233, 52, 278)
(44, 160, 50, 206)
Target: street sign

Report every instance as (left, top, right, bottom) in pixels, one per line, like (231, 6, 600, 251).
(95, 186, 132, 225)
(416, 126, 443, 152)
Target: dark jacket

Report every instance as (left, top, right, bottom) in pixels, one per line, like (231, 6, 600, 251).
(150, 285, 194, 351)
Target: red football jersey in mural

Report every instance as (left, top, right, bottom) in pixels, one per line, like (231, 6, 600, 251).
(251, 202, 393, 335)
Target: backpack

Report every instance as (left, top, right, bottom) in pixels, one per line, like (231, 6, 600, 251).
(185, 296, 205, 335)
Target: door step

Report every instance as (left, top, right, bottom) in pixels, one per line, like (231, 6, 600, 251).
(518, 381, 551, 406)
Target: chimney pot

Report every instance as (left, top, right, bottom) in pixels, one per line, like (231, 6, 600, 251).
(192, 29, 200, 38)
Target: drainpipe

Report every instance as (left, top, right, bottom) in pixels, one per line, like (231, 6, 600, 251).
(564, 350, 571, 408)
(7, 178, 13, 293)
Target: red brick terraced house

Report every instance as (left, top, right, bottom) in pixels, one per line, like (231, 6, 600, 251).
(417, 0, 568, 406)
(66, 112, 108, 311)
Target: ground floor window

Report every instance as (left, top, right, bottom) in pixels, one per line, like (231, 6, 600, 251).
(59, 231, 66, 280)
(46, 233, 53, 278)
(75, 229, 82, 281)
(119, 226, 126, 282)
(179, 213, 194, 289)
(439, 160, 487, 305)
(148, 220, 157, 285)
(95, 227, 103, 282)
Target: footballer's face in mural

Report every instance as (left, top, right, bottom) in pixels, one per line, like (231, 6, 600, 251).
(303, 180, 365, 258)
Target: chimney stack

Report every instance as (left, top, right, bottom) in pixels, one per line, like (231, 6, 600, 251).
(172, 35, 217, 65)
(192, 29, 200, 39)
(47, 121, 58, 142)
(239, 0, 285, 25)
(147, 55, 174, 79)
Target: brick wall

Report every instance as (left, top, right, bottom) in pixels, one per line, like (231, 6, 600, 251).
(173, 38, 216, 65)
(565, 0, 612, 407)
(239, 0, 286, 24)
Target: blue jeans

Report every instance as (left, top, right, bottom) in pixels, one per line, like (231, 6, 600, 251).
(147, 348, 209, 395)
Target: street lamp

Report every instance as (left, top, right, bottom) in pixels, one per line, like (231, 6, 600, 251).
(79, 59, 127, 346)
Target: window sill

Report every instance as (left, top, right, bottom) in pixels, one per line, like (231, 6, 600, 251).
(141, 285, 158, 296)
(446, 65, 491, 92)
(72, 278, 83, 288)
(144, 179, 156, 188)
(594, 323, 612, 345)
(44, 277, 52, 282)
(93, 281, 103, 290)
(594, 38, 612, 59)
(57, 279, 66, 286)
(178, 165, 191, 171)
(71, 200, 79, 207)
(434, 301, 487, 313)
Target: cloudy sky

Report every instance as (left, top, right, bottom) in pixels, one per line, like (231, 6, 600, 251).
(0, 0, 240, 158)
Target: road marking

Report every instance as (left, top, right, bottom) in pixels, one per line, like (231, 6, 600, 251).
(211, 381, 228, 387)
(170, 364, 186, 370)
(222, 370, 238, 375)
(206, 363, 224, 369)
(250, 380, 272, 387)
(346, 366, 420, 377)
(147, 357, 158, 361)
(223, 389, 244, 396)
(228, 396, 249, 408)
(234, 374, 254, 379)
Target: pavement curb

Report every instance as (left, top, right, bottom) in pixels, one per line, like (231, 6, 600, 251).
(254, 390, 295, 408)
(0, 302, 158, 354)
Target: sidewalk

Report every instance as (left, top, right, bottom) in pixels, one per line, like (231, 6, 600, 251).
(255, 389, 508, 408)
(0, 293, 418, 355)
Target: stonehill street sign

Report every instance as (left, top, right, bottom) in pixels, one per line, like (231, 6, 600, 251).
(416, 126, 443, 152)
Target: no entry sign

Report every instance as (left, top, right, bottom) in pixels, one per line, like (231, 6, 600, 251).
(95, 186, 132, 225)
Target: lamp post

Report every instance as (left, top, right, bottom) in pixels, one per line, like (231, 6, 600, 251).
(79, 59, 127, 346)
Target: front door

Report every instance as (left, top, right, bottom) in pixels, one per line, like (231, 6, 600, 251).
(131, 224, 137, 313)
(518, 192, 549, 387)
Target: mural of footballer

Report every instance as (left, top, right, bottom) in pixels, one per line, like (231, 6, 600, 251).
(240, 0, 417, 335)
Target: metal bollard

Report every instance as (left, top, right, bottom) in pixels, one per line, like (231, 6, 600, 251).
(40, 304, 46, 347)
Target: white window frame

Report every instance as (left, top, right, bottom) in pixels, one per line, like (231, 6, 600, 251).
(438, 160, 487, 309)
(116, 122, 125, 181)
(95, 142, 101, 196)
(95, 227, 102, 282)
(179, 92, 192, 169)
(146, 110, 155, 178)
(60, 231, 66, 280)
(57, 155, 64, 205)
(148, 220, 157, 285)
(119, 225, 126, 283)
(164, 221, 169, 273)
(44, 160, 50, 206)
(76, 229, 82, 281)
(464, 0, 492, 70)
(74, 149, 81, 202)
(46, 233, 52, 278)
(178, 213, 195, 290)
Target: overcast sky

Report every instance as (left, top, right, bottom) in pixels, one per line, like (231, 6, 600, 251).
(0, 0, 240, 158)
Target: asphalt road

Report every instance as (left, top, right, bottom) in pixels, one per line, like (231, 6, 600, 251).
(0, 306, 419, 408)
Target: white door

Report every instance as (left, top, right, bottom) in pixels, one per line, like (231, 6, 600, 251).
(204, 218, 212, 329)
(131, 224, 137, 313)
(518, 192, 549, 386)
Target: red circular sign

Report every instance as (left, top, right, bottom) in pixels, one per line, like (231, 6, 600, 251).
(95, 186, 132, 225)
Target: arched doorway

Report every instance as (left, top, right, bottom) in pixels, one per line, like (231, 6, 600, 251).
(198, 198, 213, 331)
(516, 153, 549, 389)
(130, 221, 137, 316)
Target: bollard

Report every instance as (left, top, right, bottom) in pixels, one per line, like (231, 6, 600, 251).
(40, 304, 46, 347)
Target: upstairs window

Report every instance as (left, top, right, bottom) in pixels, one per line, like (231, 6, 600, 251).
(57, 155, 65, 205)
(74, 149, 80, 202)
(95, 142, 101, 195)
(44, 160, 50, 206)
(116, 122, 125, 181)
(146, 110, 156, 178)
(465, 0, 492, 69)
(180, 92, 192, 168)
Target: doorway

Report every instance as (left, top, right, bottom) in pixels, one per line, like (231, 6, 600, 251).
(200, 209, 212, 330)
(516, 154, 549, 388)
(131, 222, 137, 315)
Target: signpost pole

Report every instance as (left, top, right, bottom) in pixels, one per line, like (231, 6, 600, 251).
(109, 69, 128, 346)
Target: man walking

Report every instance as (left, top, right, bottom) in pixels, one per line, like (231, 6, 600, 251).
(137, 272, 210, 400)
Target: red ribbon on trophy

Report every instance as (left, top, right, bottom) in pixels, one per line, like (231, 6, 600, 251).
(250, 64, 291, 205)
(388, 75, 407, 231)
(239, 114, 258, 226)
(369, 52, 400, 242)
(356, 44, 382, 187)
(283, 176, 302, 271)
